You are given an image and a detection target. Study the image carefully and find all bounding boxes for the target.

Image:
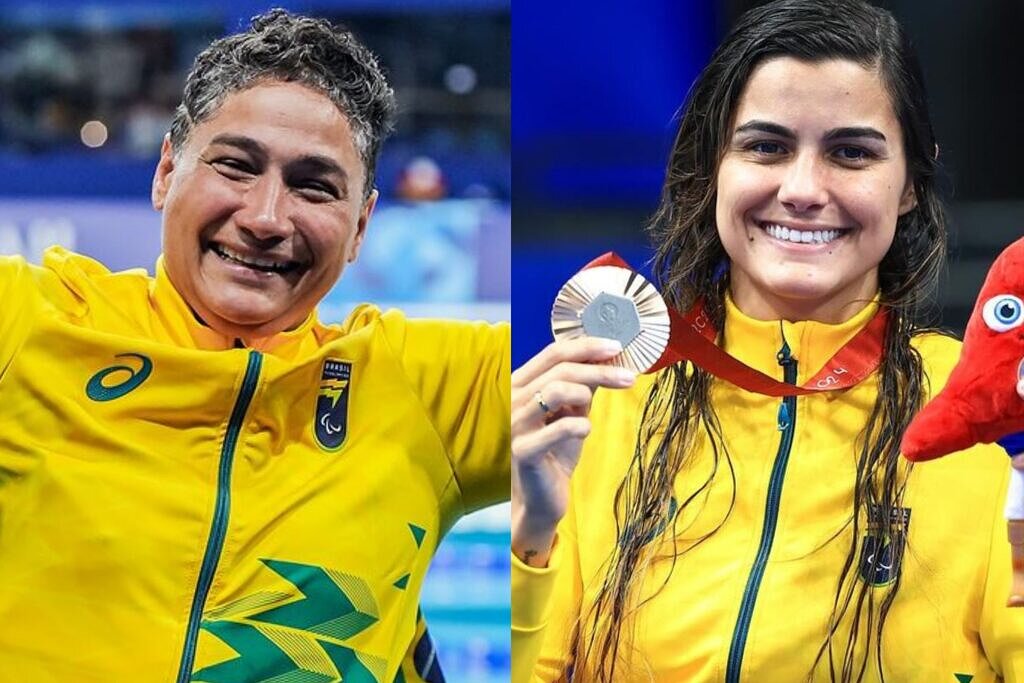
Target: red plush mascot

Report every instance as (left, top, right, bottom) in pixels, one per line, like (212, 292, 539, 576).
(902, 236, 1024, 607)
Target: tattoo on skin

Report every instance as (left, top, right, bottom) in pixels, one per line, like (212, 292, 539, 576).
(523, 550, 538, 566)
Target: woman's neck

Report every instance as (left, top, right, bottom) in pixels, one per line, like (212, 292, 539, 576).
(728, 271, 879, 324)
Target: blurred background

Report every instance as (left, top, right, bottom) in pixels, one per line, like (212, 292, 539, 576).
(513, 0, 1024, 368)
(0, 0, 508, 681)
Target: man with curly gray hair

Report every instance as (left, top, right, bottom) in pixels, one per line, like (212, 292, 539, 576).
(0, 11, 509, 683)
(169, 9, 396, 196)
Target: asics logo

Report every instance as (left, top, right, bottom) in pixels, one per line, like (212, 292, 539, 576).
(86, 353, 153, 402)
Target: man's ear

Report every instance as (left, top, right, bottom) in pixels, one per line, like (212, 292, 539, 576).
(152, 134, 176, 211)
(347, 188, 378, 264)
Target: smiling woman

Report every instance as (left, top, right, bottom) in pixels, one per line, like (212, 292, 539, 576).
(717, 57, 917, 324)
(511, 0, 1024, 681)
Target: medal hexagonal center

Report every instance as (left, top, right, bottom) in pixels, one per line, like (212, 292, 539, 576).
(581, 292, 641, 346)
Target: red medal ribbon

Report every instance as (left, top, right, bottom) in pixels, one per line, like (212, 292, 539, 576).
(583, 252, 888, 397)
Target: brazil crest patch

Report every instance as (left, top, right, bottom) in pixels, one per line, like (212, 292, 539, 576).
(859, 504, 911, 586)
(315, 359, 352, 451)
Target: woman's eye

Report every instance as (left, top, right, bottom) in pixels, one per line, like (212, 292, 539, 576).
(982, 294, 1024, 333)
(834, 146, 871, 162)
(750, 141, 784, 155)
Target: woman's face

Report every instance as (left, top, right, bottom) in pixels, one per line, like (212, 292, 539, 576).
(715, 57, 916, 323)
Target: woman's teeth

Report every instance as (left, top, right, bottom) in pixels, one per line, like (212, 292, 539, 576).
(762, 223, 843, 245)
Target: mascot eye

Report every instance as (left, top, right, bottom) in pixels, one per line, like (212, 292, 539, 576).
(982, 294, 1024, 332)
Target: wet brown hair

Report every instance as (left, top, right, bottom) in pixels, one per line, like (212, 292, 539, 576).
(570, 1, 946, 681)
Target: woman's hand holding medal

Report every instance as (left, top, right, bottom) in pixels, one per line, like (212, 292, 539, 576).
(511, 337, 636, 567)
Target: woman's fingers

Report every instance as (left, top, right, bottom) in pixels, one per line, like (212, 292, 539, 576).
(510, 338, 638, 540)
(512, 362, 635, 411)
(513, 380, 593, 429)
(512, 337, 624, 388)
(512, 416, 591, 471)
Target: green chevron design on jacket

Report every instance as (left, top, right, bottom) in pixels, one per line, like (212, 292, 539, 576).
(191, 621, 333, 683)
(249, 559, 379, 640)
(191, 559, 398, 682)
(320, 640, 384, 683)
(408, 524, 426, 549)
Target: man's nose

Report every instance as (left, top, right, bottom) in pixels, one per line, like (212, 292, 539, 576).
(777, 152, 828, 213)
(235, 174, 292, 241)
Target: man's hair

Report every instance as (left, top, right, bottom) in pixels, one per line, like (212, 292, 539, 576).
(169, 9, 396, 196)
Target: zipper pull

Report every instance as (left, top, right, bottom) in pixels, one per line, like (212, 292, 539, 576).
(775, 339, 793, 366)
(777, 401, 791, 431)
(776, 339, 795, 431)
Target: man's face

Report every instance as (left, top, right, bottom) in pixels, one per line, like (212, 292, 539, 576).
(152, 80, 376, 341)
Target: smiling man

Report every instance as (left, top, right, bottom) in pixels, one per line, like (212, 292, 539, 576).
(0, 11, 508, 683)
(156, 80, 376, 344)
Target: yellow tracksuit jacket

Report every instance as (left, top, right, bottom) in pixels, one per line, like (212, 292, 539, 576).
(512, 296, 1024, 682)
(0, 247, 510, 683)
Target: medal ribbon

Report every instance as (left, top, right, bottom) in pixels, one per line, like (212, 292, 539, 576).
(584, 252, 888, 397)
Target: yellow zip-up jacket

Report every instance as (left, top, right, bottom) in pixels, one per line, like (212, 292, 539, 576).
(0, 247, 510, 683)
(513, 296, 1024, 682)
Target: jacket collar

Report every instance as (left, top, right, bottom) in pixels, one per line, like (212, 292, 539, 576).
(149, 256, 322, 357)
(720, 293, 881, 385)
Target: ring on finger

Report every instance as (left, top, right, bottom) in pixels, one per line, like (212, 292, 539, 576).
(534, 390, 553, 417)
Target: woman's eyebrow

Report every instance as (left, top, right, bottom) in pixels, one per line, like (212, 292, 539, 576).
(824, 126, 887, 142)
(734, 120, 795, 138)
(734, 121, 888, 145)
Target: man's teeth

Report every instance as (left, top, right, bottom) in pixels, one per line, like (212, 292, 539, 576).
(762, 223, 843, 245)
(213, 244, 295, 272)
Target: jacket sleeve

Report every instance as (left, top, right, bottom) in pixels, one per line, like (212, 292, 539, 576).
(979, 465, 1024, 677)
(511, 502, 584, 682)
(382, 313, 511, 515)
(0, 255, 33, 382)
(393, 611, 447, 683)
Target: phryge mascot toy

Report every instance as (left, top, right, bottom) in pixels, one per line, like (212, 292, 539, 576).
(902, 236, 1024, 606)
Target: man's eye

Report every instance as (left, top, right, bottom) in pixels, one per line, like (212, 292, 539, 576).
(212, 158, 255, 175)
(297, 182, 338, 200)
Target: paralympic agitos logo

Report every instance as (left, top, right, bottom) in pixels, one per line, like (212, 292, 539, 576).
(315, 358, 352, 451)
(859, 504, 911, 586)
(85, 353, 153, 402)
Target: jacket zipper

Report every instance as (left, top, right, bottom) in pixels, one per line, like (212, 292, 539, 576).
(174, 350, 263, 683)
(724, 341, 797, 683)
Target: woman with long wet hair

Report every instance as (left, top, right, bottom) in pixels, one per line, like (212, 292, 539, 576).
(511, 1, 1024, 681)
